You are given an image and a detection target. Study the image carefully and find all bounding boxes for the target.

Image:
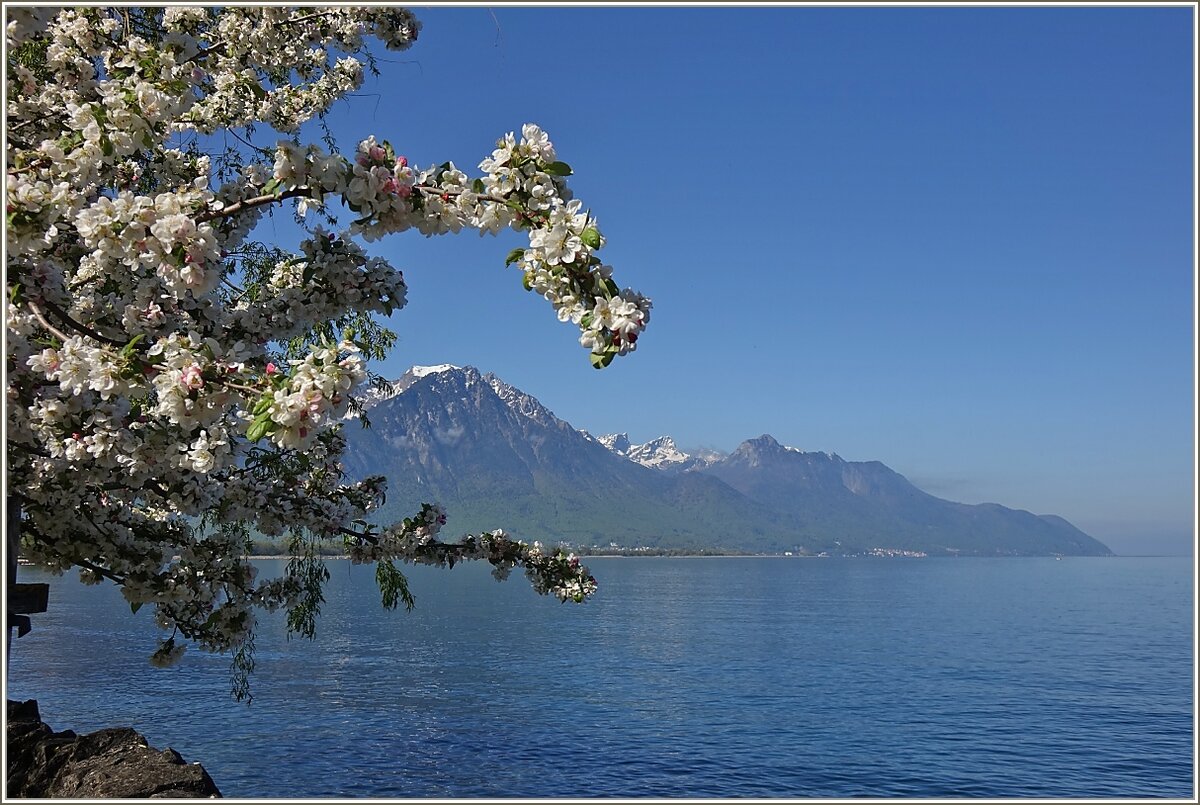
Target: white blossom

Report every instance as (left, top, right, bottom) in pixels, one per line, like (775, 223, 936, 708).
(6, 5, 631, 689)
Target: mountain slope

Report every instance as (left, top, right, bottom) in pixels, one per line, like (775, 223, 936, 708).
(340, 367, 803, 550)
(697, 435, 1111, 556)
(339, 367, 1111, 556)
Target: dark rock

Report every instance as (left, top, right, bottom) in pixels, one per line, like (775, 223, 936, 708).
(6, 699, 221, 798)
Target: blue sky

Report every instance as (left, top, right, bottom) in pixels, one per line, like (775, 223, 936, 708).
(259, 6, 1195, 556)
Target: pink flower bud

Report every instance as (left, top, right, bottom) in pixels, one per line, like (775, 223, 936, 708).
(180, 365, 204, 390)
(265, 363, 277, 375)
(369, 145, 386, 162)
(396, 156, 408, 169)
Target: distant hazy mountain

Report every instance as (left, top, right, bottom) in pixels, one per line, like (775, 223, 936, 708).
(340, 366, 1112, 556)
(697, 435, 1110, 556)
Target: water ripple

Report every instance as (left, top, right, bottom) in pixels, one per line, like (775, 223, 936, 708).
(6, 556, 1193, 798)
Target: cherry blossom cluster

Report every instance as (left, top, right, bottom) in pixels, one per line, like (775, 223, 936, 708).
(230, 232, 408, 345)
(5, 6, 631, 686)
(346, 504, 599, 604)
(256, 128, 653, 367)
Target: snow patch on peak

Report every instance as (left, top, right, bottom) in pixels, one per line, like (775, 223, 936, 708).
(598, 433, 718, 473)
(410, 364, 461, 378)
(598, 433, 633, 454)
(484, 373, 560, 426)
(347, 365, 467, 416)
(628, 437, 691, 470)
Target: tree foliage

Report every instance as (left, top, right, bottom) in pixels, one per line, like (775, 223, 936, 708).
(4, 6, 650, 699)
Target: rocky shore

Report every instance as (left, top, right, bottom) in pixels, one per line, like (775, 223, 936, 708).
(6, 699, 221, 798)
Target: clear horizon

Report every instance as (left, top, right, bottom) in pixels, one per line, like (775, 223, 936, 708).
(248, 6, 1196, 557)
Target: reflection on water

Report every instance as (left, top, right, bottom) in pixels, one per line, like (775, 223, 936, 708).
(6, 556, 1193, 798)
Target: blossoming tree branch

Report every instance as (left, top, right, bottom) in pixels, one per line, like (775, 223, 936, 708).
(5, 6, 651, 697)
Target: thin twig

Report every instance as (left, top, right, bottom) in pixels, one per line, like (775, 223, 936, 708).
(227, 126, 272, 157)
(77, 558, 127, 585)
(7, 157, 51, 177)
(196, 187, 309, 222)
(24, 301, 72, 343)
(281, 9, 342, 28)
(218, 379, 262, 394)
(30, 299, 127, 347)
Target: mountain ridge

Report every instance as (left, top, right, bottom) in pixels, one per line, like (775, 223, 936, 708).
(340, 365, 1111, 557)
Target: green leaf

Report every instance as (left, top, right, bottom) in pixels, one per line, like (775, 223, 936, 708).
(120, 334, 145, 357)
(522, 272, 533, 291)
(130, 601, 143, 614)
(262, 177, 281, 196)
(590, 351, 615, 370)
(471, 178, 485, 194)
(505, 247, 525, 267)
(376, 560, 416, 612)
(543, 161, 572, 177)
(581, 227, 602, 250)
(246, 415, 272, 443)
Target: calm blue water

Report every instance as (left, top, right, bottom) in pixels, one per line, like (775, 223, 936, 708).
(6, 556, 1194, 798)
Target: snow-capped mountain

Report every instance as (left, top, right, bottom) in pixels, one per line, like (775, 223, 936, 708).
(349, 364, 463, 413)
(339, 365, 777, 549)
(597, 433, 718, 473)
(336, 365, 1111, 556)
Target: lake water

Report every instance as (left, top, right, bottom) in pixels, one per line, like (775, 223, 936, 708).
(6, 556, 1194, 798)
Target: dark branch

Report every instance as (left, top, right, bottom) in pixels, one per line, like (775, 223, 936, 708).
(197, 187, 309, 223)
(28, 300, 127, 347)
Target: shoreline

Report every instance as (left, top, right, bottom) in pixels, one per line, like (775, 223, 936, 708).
(240, 552, 1129, 561)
